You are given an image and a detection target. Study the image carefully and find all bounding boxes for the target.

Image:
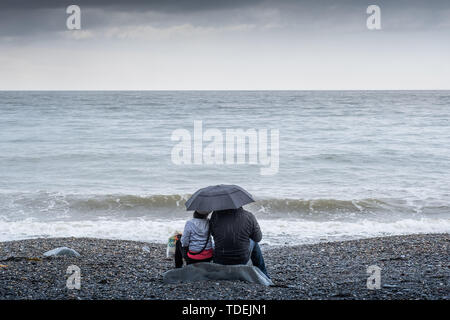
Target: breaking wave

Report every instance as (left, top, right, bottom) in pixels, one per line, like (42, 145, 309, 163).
(1, 192, 449, 244)
(1, 192, 449, 220)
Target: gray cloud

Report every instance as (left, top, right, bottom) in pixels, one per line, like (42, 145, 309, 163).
(1, 0, 449, 90)
(0, 0, 265, 12)
(1, 0, 448, 11)
(0, 1, 449, 39)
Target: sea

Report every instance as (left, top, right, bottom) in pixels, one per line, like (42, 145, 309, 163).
(1, 91, 449, 246)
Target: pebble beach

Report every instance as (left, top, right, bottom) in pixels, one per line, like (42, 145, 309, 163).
(0, 233, 448, 300)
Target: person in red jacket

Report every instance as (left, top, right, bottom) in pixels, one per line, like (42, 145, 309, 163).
(174, 210, 213, 268)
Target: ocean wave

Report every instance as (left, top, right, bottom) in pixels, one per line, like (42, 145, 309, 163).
(1, 192, 449, 244)
(1, 192, 449, 220)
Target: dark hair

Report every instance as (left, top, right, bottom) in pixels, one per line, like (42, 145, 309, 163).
(193, 211, 208, 219)
(213, 207, 241, 214)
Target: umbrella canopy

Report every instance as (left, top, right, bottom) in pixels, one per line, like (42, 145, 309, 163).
(185, 185, 255, 212)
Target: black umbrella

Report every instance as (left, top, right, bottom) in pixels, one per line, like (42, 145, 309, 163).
(185, 184, 255, 212)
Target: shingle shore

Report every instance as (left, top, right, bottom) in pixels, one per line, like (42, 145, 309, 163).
(0, 233, 448, 300)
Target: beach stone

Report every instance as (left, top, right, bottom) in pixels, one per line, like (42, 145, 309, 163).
(43, 247, 80, 258)
(163, 262, 273, 286)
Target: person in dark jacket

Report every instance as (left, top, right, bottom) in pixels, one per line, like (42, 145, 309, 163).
(209, 207, 269, 277)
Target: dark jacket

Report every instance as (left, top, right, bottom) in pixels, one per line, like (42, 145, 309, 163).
(209, 207, 262, 265)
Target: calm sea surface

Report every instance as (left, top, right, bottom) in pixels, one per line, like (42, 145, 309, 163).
(1, 91, 449, 245)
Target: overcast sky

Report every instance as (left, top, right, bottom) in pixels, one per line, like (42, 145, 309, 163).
(0, 0, 449, 90)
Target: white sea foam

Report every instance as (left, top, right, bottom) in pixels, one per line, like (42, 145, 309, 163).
(1, 217, 448, 246)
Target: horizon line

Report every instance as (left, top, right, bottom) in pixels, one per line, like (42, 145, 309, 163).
(1, 89, 450, 92)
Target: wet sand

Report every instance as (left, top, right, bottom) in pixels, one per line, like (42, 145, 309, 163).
(0, 233, 448, 300)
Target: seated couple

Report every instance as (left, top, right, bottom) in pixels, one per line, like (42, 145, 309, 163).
(174, 208, 269, 278)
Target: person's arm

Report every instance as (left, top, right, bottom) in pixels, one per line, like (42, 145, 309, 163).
(248, 212, 262, 243)
(209, 212, 216, 238)
(180, 221, 191, 248)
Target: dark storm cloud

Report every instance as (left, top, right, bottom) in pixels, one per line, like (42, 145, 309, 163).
(0, 0, 449, 38)
(0, 0, 264, 12)
(1, 0, 448, 11)
(0, 0, 263, 38)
